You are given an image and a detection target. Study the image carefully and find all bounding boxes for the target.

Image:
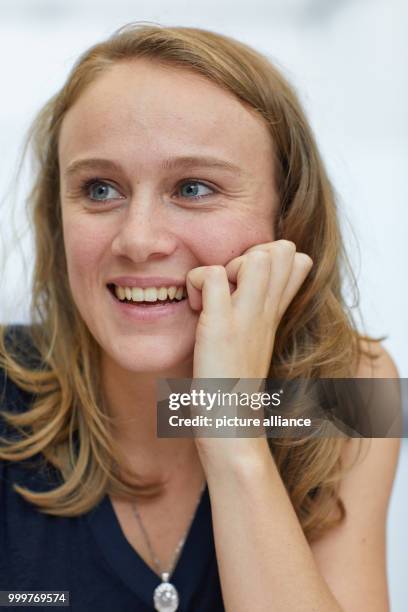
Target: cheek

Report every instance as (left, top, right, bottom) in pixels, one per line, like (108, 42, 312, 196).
(184, 215, 275, 264)
(62, 216, 110, 284)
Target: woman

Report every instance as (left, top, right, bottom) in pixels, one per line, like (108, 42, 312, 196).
(0, 23, 400, 612)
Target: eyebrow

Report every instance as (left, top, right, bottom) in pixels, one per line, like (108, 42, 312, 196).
(63, 155, 245, 179)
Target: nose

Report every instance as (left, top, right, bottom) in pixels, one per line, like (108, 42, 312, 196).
(111, 195, 175, 262)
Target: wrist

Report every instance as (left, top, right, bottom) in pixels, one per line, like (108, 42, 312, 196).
(195, 436, 273, 480)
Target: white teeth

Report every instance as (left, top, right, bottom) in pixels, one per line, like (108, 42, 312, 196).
(157, 287, 168, 301)
(115, 286, 126, 300)
(112, 284, 186, 303)
(167, 286, 177, 300)
(131, 287, 144, 302)
(144, 288, 158, 302)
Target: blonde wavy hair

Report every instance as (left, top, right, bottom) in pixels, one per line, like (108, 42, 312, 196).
(0, 23, 380, 542)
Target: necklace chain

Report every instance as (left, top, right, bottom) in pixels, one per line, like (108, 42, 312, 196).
(130, 482, 206, 580)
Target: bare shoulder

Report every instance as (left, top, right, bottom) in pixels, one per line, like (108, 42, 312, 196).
(344, 339, 401, 484)
(355, 338, 399, 378)
(310, 341, 402, 611)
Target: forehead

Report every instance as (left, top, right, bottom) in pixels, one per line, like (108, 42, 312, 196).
(58, 59, 274, 173)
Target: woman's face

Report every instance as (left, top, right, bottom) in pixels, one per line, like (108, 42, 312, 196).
(58, 59, 277, 375)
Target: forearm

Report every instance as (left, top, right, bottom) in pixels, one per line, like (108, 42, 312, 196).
(200, 441, 343, 612)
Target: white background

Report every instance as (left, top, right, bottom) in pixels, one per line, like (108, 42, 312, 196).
(0, 0, 406, 608)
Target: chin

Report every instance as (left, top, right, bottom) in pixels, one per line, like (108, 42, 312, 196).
(85, 313, 196, 375)
(106, 341, 194, 376)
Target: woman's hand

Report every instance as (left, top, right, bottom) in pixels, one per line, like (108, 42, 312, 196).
(186, 240, 313, 380)
(185, 240, 313, 467)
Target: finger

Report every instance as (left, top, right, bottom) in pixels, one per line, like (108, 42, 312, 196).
(241, 241, 276, 256)
(277, 253, 313, 318)
(239, 242, 310, 315)
(186, 265, 232, 316)
(225, 240, 295, 285)
(223, 242, 275, 286)
(224, 240, 297, 317)
(265, 240, 296, 313)
(225, 250, 272, 316)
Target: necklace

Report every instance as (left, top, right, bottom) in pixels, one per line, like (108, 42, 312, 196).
(131, 482, 206, 612)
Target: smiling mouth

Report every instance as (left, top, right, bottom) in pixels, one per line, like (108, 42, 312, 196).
(107, 284, 188, 306)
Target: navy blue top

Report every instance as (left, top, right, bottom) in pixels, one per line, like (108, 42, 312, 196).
(0, 326, 225, 611)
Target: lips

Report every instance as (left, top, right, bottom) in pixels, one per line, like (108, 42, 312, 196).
(106, 281, 190, 322)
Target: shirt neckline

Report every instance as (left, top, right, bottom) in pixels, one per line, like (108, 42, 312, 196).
(86, 483, 213, 610)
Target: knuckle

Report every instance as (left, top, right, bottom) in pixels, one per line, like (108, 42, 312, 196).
(279, 239, 296, 251)
(247, 250, 270, 264)
(209, 265, 226, 276)
(188, 266, 204, 276)
(296, 252, 313, 267)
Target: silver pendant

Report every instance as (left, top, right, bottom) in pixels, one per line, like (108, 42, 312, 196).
(153, 573, 179, 612)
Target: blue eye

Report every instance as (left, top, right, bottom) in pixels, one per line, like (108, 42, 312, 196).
(178, 181, 214, 200)
(84, 180, 122, 201)
(79, 178, 215, 204)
